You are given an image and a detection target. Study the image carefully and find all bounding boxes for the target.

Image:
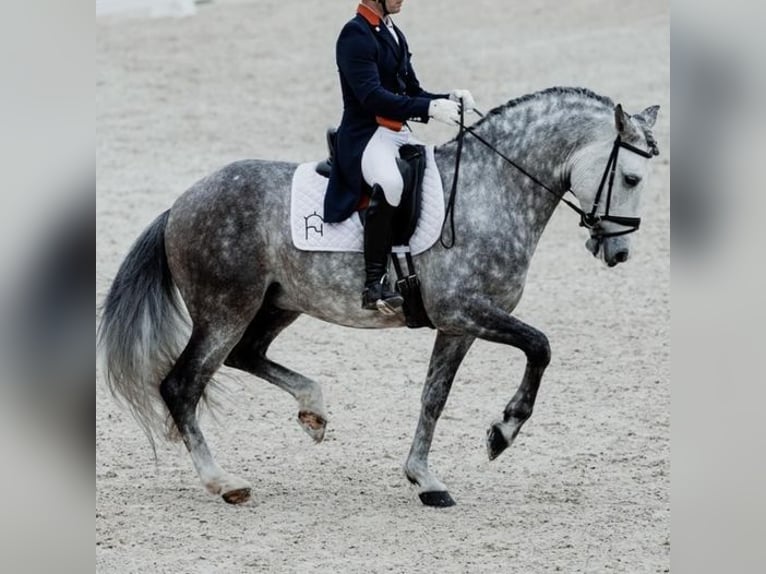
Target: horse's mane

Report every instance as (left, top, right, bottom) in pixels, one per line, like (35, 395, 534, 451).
(473, 86, 615, 128)
(466, 86, 658, 153)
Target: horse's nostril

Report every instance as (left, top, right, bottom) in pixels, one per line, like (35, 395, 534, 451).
(615, 250, 629, 263)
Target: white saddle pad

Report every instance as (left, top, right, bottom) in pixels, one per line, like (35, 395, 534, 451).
(290, 146, 445, 254)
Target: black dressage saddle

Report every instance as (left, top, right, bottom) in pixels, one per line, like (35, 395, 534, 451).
(315, 128, 427, 247)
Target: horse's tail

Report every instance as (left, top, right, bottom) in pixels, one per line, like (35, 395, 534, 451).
(98, 210, 190, 450)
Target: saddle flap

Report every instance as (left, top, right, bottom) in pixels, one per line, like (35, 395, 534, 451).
(391, 144, 427, 246)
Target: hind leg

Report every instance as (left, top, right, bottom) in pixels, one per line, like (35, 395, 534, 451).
(160, 325, 252, 504)
(224, 305, 328, 442)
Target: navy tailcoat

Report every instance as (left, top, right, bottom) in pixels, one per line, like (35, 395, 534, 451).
(323, 7, 447, 223)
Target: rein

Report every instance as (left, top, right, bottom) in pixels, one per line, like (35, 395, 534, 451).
(439, 105, 465, 248)
(439, 108, 656, 249)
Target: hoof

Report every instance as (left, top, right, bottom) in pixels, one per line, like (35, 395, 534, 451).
(222, 487, 251, 505)
(418, 490, 456, 507)
(486, 423, 509, 461)
(298, 410, 327, 443)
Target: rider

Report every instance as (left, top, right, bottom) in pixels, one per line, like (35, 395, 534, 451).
(324, 0, 475, 312)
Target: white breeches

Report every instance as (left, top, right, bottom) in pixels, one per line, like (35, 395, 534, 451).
(361, 126, 416, 206)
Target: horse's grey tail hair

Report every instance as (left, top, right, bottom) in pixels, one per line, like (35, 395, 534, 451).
(97, 210, 191, 452)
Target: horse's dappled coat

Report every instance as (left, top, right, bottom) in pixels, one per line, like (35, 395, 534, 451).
(99, 87, 659, 506)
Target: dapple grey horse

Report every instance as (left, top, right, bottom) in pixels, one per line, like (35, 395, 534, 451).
(99, 87, 660, 507)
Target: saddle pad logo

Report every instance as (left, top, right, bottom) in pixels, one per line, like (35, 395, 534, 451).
(304, 211, 324, 240)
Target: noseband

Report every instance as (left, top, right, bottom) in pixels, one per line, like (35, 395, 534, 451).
(440, 107, 658, 248)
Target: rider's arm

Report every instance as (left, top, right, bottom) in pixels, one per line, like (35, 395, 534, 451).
(337, 23, 432, 123)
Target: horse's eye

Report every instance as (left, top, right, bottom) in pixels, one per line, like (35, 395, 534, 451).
(623, 174, 641, 187)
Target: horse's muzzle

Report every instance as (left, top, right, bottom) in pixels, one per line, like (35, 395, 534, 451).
(586, 235, 631, 267)
(608, 248, 630, 266)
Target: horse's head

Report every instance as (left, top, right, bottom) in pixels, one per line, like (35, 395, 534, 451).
(569, 103, 660, 267)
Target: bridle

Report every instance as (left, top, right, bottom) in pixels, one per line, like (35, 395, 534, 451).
(579, 136, 655, 238)
(440, 106, 658, 248)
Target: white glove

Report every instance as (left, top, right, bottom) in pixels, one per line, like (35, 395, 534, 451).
(429, 99, 461, 126)
(449, 89, 476, 112)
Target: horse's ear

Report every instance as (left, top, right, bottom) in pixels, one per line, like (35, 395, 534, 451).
(614, 104, 628, 132)
(634, 105, 660, 128)
(614, 104, 639, 138)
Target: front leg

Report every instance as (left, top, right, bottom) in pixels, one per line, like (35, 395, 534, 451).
(448, 301, 551, 460)
(404, 332, 474, 507)
(485, 360, 547, 460)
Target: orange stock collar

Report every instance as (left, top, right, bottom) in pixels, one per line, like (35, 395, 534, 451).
(357, 3, 382, 26)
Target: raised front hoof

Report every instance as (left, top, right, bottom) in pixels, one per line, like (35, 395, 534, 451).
(418, 490, 456, 508)
(222, 487, 251, 505)
(298, 410, 327, 443)
(486, 424, 510, 461)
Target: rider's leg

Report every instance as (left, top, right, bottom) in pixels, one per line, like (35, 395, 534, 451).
(359, 127, 410, 312)
(361, 184, 404, 312)
(361, 127, 407, 206)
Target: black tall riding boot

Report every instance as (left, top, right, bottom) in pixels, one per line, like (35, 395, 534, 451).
(362, 185, 404, 313)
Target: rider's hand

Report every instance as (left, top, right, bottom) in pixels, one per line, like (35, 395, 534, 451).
(449, 89, 476, 112)
(429, 99, 461, 126)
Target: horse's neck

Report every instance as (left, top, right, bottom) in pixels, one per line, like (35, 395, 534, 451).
(435, 108, 578, 248)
